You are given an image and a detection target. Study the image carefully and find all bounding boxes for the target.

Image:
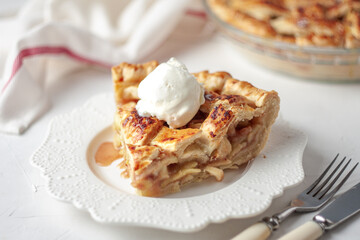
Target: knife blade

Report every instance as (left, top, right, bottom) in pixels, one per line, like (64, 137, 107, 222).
(279, 181, 360, 240)
(313, 181, 360, 230)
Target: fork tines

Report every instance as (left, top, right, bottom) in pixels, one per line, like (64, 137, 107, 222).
(306, 153, 359, 200)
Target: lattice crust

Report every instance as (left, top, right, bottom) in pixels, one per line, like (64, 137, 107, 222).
(112, 61, 280, 197)
(208, 0, 360, 48)
(112, 61, 159, 104)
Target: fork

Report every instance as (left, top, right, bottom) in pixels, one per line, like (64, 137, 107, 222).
(231, 154, 358, 240)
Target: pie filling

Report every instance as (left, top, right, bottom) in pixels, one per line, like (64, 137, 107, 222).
(112, 61, 280, 197)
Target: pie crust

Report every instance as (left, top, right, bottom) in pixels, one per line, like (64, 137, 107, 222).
(112, 61, 280, 197)
(207, 0, 360, 48)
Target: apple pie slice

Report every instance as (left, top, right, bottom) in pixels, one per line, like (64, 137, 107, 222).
(112, 61, 280, 197)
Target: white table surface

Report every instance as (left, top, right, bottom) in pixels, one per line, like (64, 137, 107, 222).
(1, 5, 360, 240)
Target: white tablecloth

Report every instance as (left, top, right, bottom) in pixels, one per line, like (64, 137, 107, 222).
(1, 1, 360, 240)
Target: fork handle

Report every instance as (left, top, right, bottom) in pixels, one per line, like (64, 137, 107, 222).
(279, 221, 324, 240)
(231, 222, 271, 240)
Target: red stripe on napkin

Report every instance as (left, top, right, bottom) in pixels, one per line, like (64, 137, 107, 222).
(1, 10, 207, 94)
(185, 9, 207, 19)
(1, 46, 112, 94)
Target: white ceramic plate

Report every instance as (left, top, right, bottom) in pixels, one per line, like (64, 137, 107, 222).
(31, 93, 307, 232)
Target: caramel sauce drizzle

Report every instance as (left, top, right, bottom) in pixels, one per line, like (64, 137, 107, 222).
(95, 142, 121, 166)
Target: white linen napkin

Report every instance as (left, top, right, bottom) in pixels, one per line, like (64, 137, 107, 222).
(0, 0, 201, 134)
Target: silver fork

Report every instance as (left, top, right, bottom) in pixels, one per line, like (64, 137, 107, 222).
(231, 154, 358, 240)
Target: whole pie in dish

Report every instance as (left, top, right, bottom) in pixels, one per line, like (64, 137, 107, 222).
(111, 61, 280, 197)
(207, 0, 360, 48)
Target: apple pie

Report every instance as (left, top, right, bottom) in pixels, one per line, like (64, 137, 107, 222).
(112, 61, 280, 197)
(207, 0, 360, 48)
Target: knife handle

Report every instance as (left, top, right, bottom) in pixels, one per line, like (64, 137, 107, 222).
(231, 222, 271, 240)
(279, 221, 324, 240)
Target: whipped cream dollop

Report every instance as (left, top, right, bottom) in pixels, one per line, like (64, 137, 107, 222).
(136, 58, 205, 128)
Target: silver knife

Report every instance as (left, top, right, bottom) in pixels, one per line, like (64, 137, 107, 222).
(279, 182, 360, 240)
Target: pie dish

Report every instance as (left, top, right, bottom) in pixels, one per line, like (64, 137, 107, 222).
(112, 61, 280, 197)
(207, 0, 360, 48)
(204, 0, 360, 81)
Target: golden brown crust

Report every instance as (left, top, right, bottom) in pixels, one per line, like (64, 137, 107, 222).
(208, 0, 360, 48)
(210, 0, 277, 38)
(200, 104, 235, 153)
(193, 71, 231, 93)
(151, 127, 202, 155)
(112, 61, 280, 197)
(116, 106, 164, 146)
(112, 61, 159, 104)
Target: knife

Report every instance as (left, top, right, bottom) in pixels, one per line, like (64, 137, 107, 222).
(279, 181, 360, 240)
